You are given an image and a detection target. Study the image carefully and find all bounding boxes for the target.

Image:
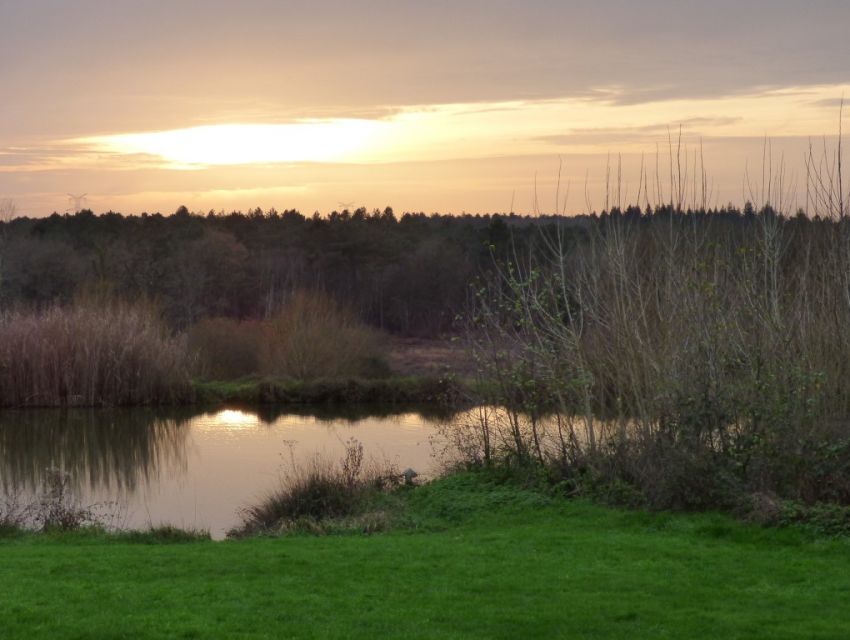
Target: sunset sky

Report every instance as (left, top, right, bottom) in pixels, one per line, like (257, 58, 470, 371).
(2, 0, 850, 216)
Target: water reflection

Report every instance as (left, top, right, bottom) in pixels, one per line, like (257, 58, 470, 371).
(0, 405, 445, 537)
(0, 408, 192, 493)
(250, 402, 456, 424)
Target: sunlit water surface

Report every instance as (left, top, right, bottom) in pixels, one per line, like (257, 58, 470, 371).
(0, 407, 451, 538)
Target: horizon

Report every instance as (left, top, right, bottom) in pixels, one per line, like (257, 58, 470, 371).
(3, 1, 850, 217)
(0, 198, 816, 221)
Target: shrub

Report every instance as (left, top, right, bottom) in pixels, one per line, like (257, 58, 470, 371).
(33, 469, 96, 531)
(0, 469, 103, 533)
(261, 290, 389, 380)
(0, 491, 29, 536)
(185, 291, 392, 382)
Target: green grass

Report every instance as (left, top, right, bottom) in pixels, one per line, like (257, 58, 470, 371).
(192, 375, 466, 406)
(2, 473, 849, 638)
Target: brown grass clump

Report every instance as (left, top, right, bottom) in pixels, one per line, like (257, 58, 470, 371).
(0, 301, 192, 407)
(1, 469, 104, 533)
(233, 438, 399, 536)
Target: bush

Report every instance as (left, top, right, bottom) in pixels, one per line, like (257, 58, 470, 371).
(33, 469, 97, 531)
(261, 290, 389, 380)
(0, 469, 103, 533)
(0, 491, 29, 536)
(186, 291, 391, 382)
(1, 472, 212, 539)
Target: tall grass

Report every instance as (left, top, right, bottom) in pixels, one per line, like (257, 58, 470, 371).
(1, 469, 105, 533)
(233, 438, 399, 536)
(0, 301, 193, 407)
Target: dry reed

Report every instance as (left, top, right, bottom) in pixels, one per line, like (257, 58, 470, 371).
(0, 301, 192, 407)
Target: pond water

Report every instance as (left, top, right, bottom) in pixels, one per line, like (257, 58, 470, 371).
(0, 406, 453, 538)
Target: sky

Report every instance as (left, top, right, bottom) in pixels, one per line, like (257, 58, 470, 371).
(2, 0, 850, 217)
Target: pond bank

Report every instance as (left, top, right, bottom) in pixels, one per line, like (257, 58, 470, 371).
(0, 374, 475, 409)
(0, 405, 454, 537)
(192, 375, 469, 407)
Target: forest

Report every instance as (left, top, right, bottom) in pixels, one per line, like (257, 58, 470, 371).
(0, 203, 799, 337)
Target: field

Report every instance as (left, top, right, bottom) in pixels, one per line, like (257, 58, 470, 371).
(1, 473, 848, 639)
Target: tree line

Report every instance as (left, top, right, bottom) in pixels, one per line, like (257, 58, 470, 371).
(0, 203, 823, 336)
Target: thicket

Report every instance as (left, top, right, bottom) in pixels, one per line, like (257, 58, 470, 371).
(4, 201, 837, 341)
(452, 138, 850, 521)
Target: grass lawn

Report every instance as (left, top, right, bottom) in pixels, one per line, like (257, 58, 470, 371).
(1, 473, 848, 639)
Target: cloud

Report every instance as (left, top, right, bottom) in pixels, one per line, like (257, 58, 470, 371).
(3, 1, 850, 140)
(811, 97, 848, 109)
(536, 117, 743, 146)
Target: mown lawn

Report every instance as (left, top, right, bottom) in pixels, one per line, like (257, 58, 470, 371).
(1, 474, 848, 639)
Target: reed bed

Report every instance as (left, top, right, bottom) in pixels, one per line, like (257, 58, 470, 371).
(0, 302, 193, 407)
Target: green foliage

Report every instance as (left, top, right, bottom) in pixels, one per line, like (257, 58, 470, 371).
(192, 375, 463, 406)
(115, 526, 212, 544)
(776, 501, 850, 537)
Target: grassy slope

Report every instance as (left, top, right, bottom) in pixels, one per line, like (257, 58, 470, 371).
(1, 474, 849, 639)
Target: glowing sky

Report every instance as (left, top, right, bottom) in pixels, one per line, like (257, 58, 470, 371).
(2, 0, 850, 216)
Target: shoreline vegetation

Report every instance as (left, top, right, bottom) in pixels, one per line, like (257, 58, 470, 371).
(4, 201, 850, 534)
(4, 458, 850, 542)
(0, 290, 474, 409)
(191, 375, 467, 407)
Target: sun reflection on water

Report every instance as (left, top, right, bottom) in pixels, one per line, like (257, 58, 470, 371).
(205, 409, 261, 430)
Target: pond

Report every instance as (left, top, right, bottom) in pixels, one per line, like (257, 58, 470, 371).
(0, 406, 454, 539)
